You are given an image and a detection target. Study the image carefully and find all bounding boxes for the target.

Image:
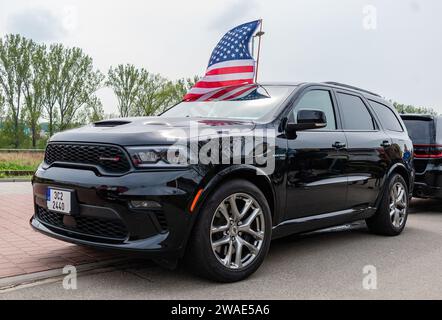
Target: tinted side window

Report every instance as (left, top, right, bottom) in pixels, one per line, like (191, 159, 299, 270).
(369, 100, 403, 132)
(338, 93, 375, 130)
(293, 90, 336, 130)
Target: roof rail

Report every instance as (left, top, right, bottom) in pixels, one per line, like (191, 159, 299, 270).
(323, 82, 381, 97)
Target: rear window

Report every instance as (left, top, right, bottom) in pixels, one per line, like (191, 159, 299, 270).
(369, 100, 403, 132)
(402, 118, 434, 144)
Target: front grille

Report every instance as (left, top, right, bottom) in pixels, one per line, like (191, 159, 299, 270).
(45, 143, 131, 174)
(36, 206, 128, 240)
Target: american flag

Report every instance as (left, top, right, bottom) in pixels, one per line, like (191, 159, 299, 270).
(184, 20, 261, 102)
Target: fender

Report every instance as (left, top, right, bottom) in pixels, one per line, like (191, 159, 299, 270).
(374, 162, 411, 209)
(178, 164, 277, 257)
(197, 164, 276, 214)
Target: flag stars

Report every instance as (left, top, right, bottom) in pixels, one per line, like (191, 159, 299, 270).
(207, 20, 259, 66)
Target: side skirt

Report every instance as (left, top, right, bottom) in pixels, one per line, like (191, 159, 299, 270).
(271, 207, 376, 240)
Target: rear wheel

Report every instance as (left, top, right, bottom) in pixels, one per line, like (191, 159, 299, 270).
(366, 174, 409, 236)
(186, 179, 272, 282)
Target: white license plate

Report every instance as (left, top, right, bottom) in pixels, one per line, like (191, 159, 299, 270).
(46, 188, 71, 214)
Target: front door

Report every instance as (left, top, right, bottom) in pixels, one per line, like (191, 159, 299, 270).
(285, 88, 349, 220)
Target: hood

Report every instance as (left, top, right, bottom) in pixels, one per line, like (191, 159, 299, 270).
(50, 117, 256, 146)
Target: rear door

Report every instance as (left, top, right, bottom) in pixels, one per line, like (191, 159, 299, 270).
(336, 91, 391, 209)
(368, 99, 413, 171)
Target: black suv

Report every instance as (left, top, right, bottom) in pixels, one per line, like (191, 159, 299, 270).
(31, 82, 414, 282)
(401, 114, 442, 199)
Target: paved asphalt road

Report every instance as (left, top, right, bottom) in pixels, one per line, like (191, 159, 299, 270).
(1, 198, 441, 300)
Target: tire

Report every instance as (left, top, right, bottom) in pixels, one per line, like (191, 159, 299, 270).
(366, 174, 409, 236)
(185, 179, 272, 282)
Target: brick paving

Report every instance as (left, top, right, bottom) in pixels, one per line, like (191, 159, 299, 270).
(0, 183, 121, 279)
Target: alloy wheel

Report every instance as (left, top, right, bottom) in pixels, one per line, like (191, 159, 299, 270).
(389, 181, 407, 228)
(210, 193, 265, 270)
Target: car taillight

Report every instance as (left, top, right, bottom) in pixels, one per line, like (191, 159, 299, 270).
(413, 144, 442, 159)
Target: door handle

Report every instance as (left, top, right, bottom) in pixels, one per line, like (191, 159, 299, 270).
(381, 140, 391, 148)
(332, 141, 346, 150)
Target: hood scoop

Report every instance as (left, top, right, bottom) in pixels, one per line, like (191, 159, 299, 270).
(94, 120, 131, 127)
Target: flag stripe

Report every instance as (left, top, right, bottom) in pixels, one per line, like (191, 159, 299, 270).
(183, 93, 204, 101)
(206, 60, 255, 72)
(186, 87, 223, 95)
(184, 86, 239, 101)
(222, 86, 257, 100)
(202, 86, 242, 101)
(198, 72, 255, 82)
(206, 66, 254, 76)
(193, 79, 253, 89)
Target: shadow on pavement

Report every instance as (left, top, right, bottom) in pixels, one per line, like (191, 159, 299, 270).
(409, 198, 442, 214)
(121, 222, 372, 284)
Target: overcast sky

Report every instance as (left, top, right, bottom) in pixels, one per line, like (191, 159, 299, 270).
(0, 0, 441, 114)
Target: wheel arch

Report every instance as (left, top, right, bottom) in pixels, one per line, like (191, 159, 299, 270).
(208, 165, 276, 219)
(388, 163, 411, 192)
(198, 165, 276, 221)
(375, 162, 412, 209)
(179, 165, 277, 259)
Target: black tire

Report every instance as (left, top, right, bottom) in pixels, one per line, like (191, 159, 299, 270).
(366, 174, 409, 236)
(185, 179, 272, 283)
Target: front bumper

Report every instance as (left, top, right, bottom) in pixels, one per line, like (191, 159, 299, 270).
(31, 165, 203, 257)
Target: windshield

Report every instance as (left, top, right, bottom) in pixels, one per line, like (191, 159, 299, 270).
(161, 85, 294, 120)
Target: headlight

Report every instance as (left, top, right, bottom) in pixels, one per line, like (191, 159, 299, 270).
(126, 146, 189, 168)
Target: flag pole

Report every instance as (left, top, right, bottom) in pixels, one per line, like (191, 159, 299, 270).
(254, 19, 264, 83)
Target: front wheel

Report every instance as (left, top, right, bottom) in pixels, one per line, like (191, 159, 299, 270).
(186, 179, 272, 282)
(366, 174, 409, 236)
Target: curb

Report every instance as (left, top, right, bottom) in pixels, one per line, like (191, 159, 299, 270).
(0, 258, 128, 290)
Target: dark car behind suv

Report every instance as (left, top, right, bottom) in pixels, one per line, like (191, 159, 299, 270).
(31, 82, 414, 282)
(401, 114, 442, 199)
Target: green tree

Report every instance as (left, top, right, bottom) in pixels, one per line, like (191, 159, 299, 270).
(106, 64, 143, 117)
(173, 76, 199, 102)
(41, 44, 63, 137)
(23, 43, 46, 148)
(55, 47, 104, 131)
(0, 88, 4, 118)
(161, 76, 199, 111)
(393, 101, 438, 115)
(134, 71, 170, 116)
(106, 65, 198, 117)
(0, 34, 33, 147)
(76, 95, 104, 124)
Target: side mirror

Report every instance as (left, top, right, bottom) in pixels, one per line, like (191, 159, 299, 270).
(285, 109, 327, 133)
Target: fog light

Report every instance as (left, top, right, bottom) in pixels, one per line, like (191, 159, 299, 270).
(130, 200, 162, 209)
